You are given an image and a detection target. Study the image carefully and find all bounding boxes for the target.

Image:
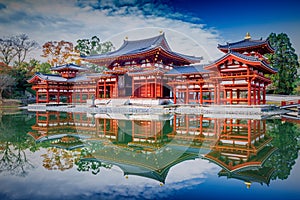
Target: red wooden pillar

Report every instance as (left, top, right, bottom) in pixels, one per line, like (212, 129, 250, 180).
(218, 83, 221, 104)
(104, 79, 107, 98)
(263, 85, 266, 104)
(214, 83, 217, 104)
(224, 89, 227, 104)
(247, 78, 251, 105)
(173, 87, 177, 104)
(173, 115, 177, 133)
(237, 89, 240, 104)
(230, 89, 233, 104)
(160, 78, 163, 98)
(247, 119, 252, 148)
(200, 84, 203, 104)
(252, 80, 256, 105)
(96, 81, 99, 98)
(186, 84, 189, 104)
(145, 77, 148, 97)
(257, 81, 261, 105)
(154, 77, 157, 98)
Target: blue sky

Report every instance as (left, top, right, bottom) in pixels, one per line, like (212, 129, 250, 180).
(0, 0, 299, 63)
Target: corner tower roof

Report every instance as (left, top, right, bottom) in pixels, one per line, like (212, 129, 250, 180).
(218, 33, 275, 54)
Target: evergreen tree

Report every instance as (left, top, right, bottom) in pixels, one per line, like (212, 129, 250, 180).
(75, 36, 114, 73)
(267, 33, 299, 94)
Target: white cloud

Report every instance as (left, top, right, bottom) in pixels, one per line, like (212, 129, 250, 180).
(0, 149, 220, 200)
(0, 0, 224, 63)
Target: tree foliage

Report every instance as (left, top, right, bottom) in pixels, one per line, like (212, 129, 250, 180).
(0, 74, 15, 101)
(41, 40, 79, 66)
(33, 62, 51, 74)
(0, 34, 38, 66)
(267, 33, 299, 94)
(75, 36, 114, 72)
(75, 36, 114, 56)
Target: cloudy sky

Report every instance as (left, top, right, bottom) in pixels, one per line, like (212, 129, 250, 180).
(0, 0, 299, 63)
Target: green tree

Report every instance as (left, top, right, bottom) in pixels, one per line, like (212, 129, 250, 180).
(0, 74, 15, 102)
(9, 67, 30, 97)
(34, 62, 51, 74)
(267, 33, 299, 94)
(18, 58, 40, 76)
(75, 36, 114, 73)
(75, 36, 114, 56)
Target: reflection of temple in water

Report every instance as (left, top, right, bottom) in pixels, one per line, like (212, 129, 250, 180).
(28, 112, 276, 186)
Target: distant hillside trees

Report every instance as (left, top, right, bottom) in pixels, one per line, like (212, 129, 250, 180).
(267, 33, 300, 94)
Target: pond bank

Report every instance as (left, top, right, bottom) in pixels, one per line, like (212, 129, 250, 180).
(23, 103, 288, 119)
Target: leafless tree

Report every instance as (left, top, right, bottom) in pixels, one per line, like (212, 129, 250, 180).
(0, 36, 17, 65)
(0, 34, 38, 66)
(13, 34, 38, 66)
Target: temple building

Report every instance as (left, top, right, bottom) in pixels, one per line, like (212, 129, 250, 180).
(82, 33, 201, 100)
(28, 33, 276, 105)
(28, 63, 98, 103)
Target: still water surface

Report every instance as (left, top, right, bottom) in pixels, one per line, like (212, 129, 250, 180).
(0, 111, 299, 200)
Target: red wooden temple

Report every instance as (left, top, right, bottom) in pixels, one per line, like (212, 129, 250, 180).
(28, 32, 276, 105)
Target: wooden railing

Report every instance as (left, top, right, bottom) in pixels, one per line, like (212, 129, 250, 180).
(281, 99, 300, 106)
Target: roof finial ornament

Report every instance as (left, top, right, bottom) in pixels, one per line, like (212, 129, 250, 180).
(245, 32, 251, 40)
(159, 30, 163, 35)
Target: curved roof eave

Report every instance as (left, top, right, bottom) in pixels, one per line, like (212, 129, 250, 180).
(84, 46, 201, 65)
(205, 52, 276, 74)
(218, 39, 275, 54)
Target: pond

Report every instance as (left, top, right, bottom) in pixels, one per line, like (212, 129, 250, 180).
(0, 111, 299, 200)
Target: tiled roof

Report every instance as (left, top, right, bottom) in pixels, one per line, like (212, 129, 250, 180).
(28, 72, 94, 83)
(165, 64, 211, 75)
(207, 51, 277, 73)
(218, 38, 274, 53)
(83, 34, 168, 59)
(83, 34, 201, 63)
(51, 63, 88, 72)
(35, 72, 67, 82)
(67, 75, 91, 82)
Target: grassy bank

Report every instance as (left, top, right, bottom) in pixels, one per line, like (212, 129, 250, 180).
(0, 99, 22, 114)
